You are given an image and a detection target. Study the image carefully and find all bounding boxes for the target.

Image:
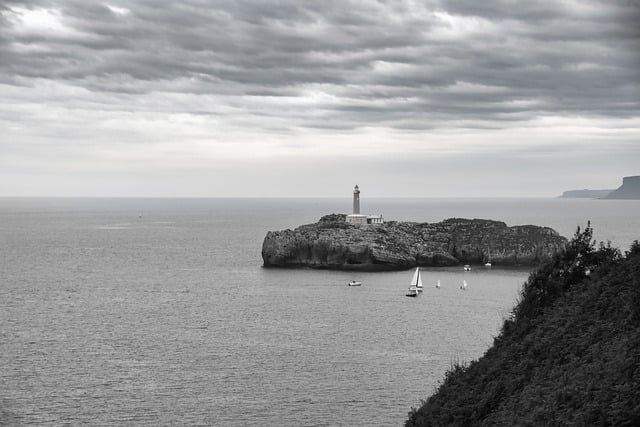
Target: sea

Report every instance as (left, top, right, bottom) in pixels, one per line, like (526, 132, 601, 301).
(1, 197, 639, 426)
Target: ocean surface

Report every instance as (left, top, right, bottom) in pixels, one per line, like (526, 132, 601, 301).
(1, 197, 639, 426)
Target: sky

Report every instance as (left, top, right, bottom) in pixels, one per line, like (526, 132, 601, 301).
(1, 0, 639, 197)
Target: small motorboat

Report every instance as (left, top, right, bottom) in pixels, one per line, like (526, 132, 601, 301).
(463, 264, 471, 271)
(348, 280, 362, 286)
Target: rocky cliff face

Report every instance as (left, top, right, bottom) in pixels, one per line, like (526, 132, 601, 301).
(261, 215, 568, 271)
(602, 175, 640, 199)
(559, 189, 613, 198)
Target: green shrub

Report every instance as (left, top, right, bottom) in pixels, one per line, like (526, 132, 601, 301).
(406, 224, 640, 426)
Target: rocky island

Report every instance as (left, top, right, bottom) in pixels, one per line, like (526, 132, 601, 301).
(262, 214, 567, 271)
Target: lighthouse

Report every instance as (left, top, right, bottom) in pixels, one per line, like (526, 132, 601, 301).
(353, 184, 360, 214)
(345, 185, 384, 225)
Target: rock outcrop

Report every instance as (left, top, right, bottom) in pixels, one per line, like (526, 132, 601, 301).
(262, 215, 567, 271)
(602, 175, 640, 199)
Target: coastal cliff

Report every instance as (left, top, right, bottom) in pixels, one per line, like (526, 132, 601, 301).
(602, 175, 640, 199)
(406, 228, 640, 426)
(557, 175, 640, 199)
(559, 189, 613, 198)
(262, 215, 567, 271)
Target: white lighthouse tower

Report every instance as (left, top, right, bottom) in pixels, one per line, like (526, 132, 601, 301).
(346, 185, 384, 225)
(353, 184, 360, 214)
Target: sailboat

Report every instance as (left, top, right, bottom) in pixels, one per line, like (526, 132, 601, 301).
(406, 267, 422, 297)
(414, 267, 424, 292)
(435, 279, 441, 289)
(460, 279, 468, 290)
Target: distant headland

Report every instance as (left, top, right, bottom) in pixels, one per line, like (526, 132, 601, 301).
(602, 175, 640, 199)
(559, 175, 640, 199)
(262, 186, 567, 271)
(559, 189, 614, 198)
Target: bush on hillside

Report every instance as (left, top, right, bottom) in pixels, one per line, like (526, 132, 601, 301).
(406, 224, 640, 426)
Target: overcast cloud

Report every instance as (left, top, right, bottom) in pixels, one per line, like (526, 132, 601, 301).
(1, 0, 638, 197)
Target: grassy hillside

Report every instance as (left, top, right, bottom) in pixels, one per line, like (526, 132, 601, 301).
(406, 224, 640, 426)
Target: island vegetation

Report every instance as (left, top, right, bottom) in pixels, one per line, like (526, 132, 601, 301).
(406, 223, 640, 426)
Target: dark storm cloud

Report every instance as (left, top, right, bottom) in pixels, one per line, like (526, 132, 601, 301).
(1, 0, 638, 130)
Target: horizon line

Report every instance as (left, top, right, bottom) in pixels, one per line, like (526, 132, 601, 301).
(0, 195, 590, 200)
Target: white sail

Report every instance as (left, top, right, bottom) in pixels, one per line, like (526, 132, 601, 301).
(461, 279, 468, 290)
(436, 279, 440, 289)
(411, 267, 423, 289)
(406, 267, 422, 296)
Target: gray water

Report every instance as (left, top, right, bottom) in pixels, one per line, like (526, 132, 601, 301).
(2, 197, 639, 426)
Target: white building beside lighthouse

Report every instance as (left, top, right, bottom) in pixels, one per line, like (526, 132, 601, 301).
(346, 185, 384, 225)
